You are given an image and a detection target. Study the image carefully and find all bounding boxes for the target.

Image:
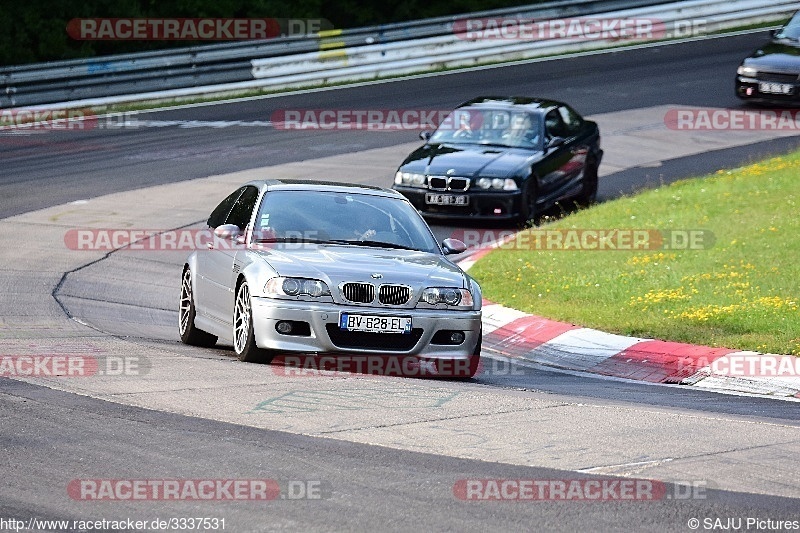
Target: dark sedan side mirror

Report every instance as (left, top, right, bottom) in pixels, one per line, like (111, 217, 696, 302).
(546, 136, 565, 150)
(441, 238, 467, 255)
(214, 224, 243, 240)
(420, 130, 433, 142)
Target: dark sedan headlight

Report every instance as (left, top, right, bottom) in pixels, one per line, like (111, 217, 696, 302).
(394, 171, 427, 187)
(736, 65, 758, 77)
(476, 177, 519, 191)
(417, 287, 474, 309)
(265, 277, 332, 299)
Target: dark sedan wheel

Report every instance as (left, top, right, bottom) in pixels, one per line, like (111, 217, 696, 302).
(575, 157, 599, 205)
(233, 280, 273, 364)
(179, 268, 218, 347)
(517, 179, 538, 226)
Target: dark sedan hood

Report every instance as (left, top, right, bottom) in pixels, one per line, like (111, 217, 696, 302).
(400, 143, 540, 177)
(743, 41, 800, 72)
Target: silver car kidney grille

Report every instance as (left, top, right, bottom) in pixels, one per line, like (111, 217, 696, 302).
(341, 282, 375, 303)
(341, 283, 411, 305)
(379, 285, 411, 305)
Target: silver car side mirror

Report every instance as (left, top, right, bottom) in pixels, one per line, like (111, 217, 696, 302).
(214, 224, 243, 240)
(441, 238, 467, 255)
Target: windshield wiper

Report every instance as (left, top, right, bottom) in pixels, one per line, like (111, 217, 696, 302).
(478, 141, 524, 149)
(320, 239, 420, 251)
(253, 236, 327, 244)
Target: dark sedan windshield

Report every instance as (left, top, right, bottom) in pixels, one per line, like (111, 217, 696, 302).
(253, 190, 440, 253)
(776, 12, 800, 40)
(430, 107, 543, 149)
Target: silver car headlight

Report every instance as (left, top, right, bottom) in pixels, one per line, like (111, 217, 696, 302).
(265, 277, 331, 299)
(737, 65, 758, 77)
(417, 287, 474, 309)
(394, 171, 426, 187)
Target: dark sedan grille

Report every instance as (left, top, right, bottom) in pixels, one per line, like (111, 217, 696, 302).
(326, 325, 423, 351)
(429, 176, 448, 190)
(379, 285, 411, 305)
(428, 176, 470, 191)
(341, 283, 374, 303)
(758, 72, 799, 83)
(448, 177, 469, 191)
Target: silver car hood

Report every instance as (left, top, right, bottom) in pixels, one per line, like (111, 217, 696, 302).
(254, 244, 467, 288)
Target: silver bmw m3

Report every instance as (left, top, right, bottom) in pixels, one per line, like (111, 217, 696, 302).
(179, 179, 483, 377)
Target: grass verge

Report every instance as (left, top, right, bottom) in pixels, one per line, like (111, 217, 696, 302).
(470, 152, 800, 355)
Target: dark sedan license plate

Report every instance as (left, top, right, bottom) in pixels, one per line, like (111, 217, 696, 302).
(759, 82, 793, 95)
(340, 313, 412, 334)
(425, 193, 469, 206)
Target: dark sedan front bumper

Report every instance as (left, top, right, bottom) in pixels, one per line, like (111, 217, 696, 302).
(736, 76, 800, 105)
(393, 186, 523, 220)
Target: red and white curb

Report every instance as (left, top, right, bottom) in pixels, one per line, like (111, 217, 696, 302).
(457, 250, 800, 399)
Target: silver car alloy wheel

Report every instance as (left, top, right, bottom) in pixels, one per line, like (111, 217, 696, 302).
(233, 282, 251, 354)
(179, 269, 192, 336)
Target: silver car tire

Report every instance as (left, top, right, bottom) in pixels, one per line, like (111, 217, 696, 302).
(179, 268, 218, 347)
(466, 329, 482, 379)
(233, 280, 273, 364)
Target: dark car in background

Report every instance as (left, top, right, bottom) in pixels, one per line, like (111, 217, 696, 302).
(736, 11, 800, 105)
(392, 97, 603, 224)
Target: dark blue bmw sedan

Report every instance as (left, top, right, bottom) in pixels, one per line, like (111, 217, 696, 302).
(392, 97, 603, 224)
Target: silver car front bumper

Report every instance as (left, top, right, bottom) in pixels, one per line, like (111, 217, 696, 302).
(251, 296, 481, 359)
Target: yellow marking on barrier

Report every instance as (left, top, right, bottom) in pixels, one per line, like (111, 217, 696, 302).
(320, 40, 346, 50)
(318, 29, 343, 39)
(319, 49, 348, 61)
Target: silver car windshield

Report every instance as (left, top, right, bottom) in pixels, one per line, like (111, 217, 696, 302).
(253, 190, 440, 253)
(430, 108, 543, 149)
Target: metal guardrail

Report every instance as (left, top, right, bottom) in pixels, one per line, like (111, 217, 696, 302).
(1, 0, 795, 108)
